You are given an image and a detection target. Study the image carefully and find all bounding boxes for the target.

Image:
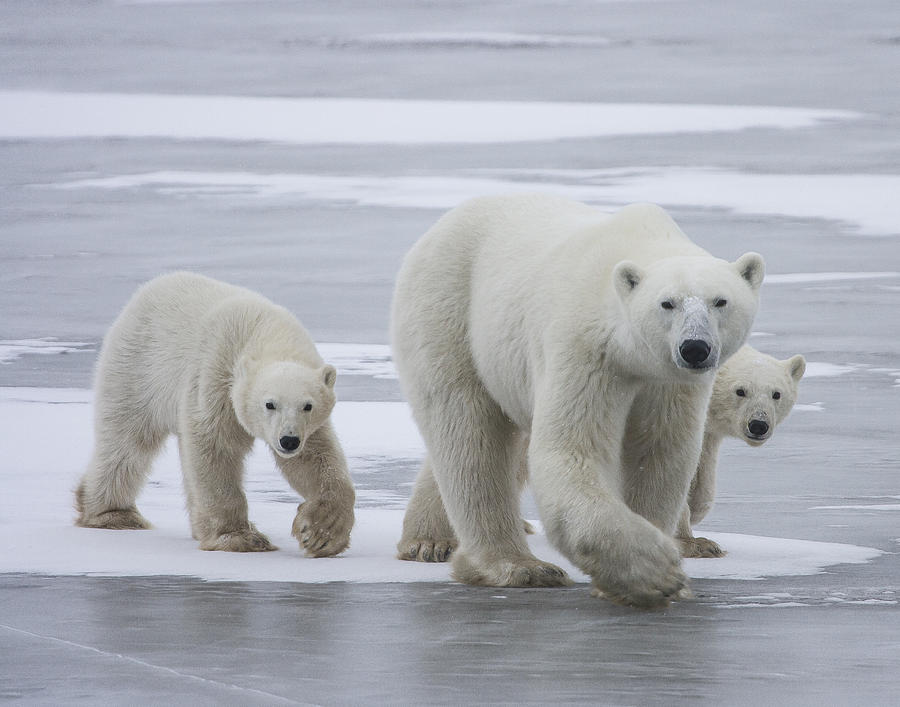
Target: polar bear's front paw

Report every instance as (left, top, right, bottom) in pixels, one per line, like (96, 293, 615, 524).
(200, 525, 277, 552)
(589, 533, 688, 609)
(292, 499, 354, 558)
(397, 538, 456, 562)
(679, 535, 726, 558)
(451, 553, 572, 588)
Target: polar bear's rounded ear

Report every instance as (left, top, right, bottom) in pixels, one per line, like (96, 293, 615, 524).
(785, 354, 806, 382)
(613, 260, 643, 300)
(322, 364, 337, 388)
(734, 252, 765, 291)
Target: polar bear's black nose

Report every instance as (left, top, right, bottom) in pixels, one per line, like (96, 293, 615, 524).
(279, 435, 301, 452)
(679, 339, 711, 365)
(748, 419, 769, 437)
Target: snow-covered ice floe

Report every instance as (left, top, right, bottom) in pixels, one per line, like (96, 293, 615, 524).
(0, 387, 883, 585)
(51, 167, 900, 237)
(0, 91, 857, 145)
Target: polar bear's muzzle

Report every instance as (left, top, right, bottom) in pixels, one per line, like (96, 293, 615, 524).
(674, 298, 718, 371)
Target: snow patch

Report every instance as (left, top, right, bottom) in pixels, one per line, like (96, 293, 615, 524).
(49, 166, 900, 237)
(0, 92, 857, 145)
(0, 387, 883, 585)
(324, 32, 621, 49)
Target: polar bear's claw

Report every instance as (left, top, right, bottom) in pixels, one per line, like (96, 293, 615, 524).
(291, 500, 353, 557)
(398, 540, 456, 563)
(679, 536, 726, 558)
(200, 527, 277, 552)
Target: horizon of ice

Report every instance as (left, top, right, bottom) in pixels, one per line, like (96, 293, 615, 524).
(0, 385, 884, 587)
(51, 168, 900, 237)
(0, 91, 859, 146)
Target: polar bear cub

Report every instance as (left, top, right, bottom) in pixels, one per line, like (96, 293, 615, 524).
(677, 344, 806, 557)
(391, 195, 764, 608)
(76, 272, 355, 557)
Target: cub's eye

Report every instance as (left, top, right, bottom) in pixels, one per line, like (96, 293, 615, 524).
(772, 391, 781, 400)
(303, 403, 313, 412)
(661, 300, 675, 310)
(736, 388, 746, 397)
(265, 401, 276, 410)
(714, 298, 727, 308)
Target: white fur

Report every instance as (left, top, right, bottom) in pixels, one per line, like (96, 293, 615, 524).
(677, 345, 805, 557)
(75, 272, 355, 557)
(392, 195, 763, 608)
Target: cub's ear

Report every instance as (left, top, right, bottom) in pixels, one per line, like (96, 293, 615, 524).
(613, 260, 644, 300)
(734, 252, 765, 291)
(785, 354, 806, 382)
(322, 364, 337, 388)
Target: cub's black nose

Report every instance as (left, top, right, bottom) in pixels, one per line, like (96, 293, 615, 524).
(748, 420, 769, 437)
(679, 339, 711, 365)
(279, 435, 301, 452)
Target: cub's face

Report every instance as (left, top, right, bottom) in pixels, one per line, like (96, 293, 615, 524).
(708, 348, 806, 445)
(234, 361, 337, 458)
(613, 252, 765, 381)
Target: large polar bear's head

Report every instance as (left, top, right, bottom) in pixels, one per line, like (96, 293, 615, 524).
(613, 252, 765, 381)
(708, 345, 806, 446)
(232, 360, 337, 458)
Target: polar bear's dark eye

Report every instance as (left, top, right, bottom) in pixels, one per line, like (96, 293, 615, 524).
(772, 391, 781, 400)
(265, 401, 276, 410)
(714, 298, 727, 308)
(303, 402, 313, 412)
(661, 300, 675, 310)
(736, 388, 746, 397)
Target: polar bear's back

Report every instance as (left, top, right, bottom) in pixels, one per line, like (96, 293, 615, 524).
(95, 272, 320, 433)
(391, 195, 707, 425)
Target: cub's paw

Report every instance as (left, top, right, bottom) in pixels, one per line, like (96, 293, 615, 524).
(679, 535, 726, 558)
(76, 507, 152, 530)
(589, 532, 689, 610)
(292, 499, 354, 558)
(452, 553, 572, 588)
(397, 539, 456, 563)
(200, 526, 277, 552)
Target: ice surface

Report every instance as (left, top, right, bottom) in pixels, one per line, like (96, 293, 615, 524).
(0, 338, 95, 365)
(2, 0, 899, 700)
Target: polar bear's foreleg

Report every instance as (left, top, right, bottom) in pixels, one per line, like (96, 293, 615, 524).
(178, 422, 273, 552)
(277, 420, 355, 558)
(423, 392, 569, 588)
(396, 458, 459, 562)
(676, 429, 726, 557)
(528, 380, 688, 608)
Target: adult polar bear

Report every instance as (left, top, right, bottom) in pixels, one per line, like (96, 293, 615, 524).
(391, 195, 764, 608)
(76, 272, 355, 557)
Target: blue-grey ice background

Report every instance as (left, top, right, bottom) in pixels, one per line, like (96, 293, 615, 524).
(1, 0, 899, 704)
